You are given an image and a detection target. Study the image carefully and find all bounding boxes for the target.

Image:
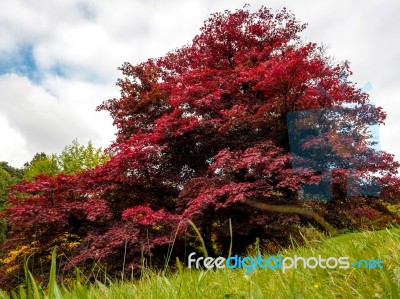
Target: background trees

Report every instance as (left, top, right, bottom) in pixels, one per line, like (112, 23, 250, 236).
(0, 162, 23, 248)
(58, 139, 108, 175)
(1, 6, 399, 288)
(22, 139, 108, 181)
(22, 153, 59, 181)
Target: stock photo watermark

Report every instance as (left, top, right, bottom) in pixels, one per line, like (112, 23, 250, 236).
(187, 252, 384, 274)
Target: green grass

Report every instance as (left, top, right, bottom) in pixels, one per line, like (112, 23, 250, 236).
(1, 228, 399, 299)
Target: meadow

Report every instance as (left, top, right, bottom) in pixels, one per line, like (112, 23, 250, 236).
(0, 228, 398, 299)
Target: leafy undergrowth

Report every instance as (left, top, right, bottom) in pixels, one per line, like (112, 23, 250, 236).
(0, 229, 399, 299)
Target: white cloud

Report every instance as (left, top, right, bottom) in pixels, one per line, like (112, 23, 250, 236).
(34, 22, 117, 80)
(0, 115, 30, 167)
(41, 74, 117, 146)
(0, 0, 49, 53)
(0, 74, 115, 166)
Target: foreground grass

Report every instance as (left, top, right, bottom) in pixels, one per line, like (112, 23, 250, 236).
(0, 228, 399, 299)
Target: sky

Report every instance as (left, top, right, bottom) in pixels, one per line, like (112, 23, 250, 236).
(0, 0, 399, 168)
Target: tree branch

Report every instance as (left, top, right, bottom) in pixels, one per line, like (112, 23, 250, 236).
(244, 199, 338, 235)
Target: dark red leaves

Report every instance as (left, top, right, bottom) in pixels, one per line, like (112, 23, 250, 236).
(122, 205, 180, 226)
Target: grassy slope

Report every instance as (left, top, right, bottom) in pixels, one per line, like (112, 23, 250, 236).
(1, 229, 399, 299)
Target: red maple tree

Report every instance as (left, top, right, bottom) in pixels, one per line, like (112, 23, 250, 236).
(1, 6, 399, 287)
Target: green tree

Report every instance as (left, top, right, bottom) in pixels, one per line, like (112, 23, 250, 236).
(0, 168, 15, 203)
(23, 140, 108, 181)
(59, 139, 108, 174)
(0, 166, 19, 247)
(0, 162, 24, 181)
(23, 152, 60, 182)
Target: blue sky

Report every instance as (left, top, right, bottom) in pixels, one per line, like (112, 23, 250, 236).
(1, 0, 400, 167)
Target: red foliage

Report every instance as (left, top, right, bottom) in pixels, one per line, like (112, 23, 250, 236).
(1, 6, 399, 287)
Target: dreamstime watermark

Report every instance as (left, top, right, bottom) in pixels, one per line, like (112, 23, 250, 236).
(187, 252, 384, 274)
